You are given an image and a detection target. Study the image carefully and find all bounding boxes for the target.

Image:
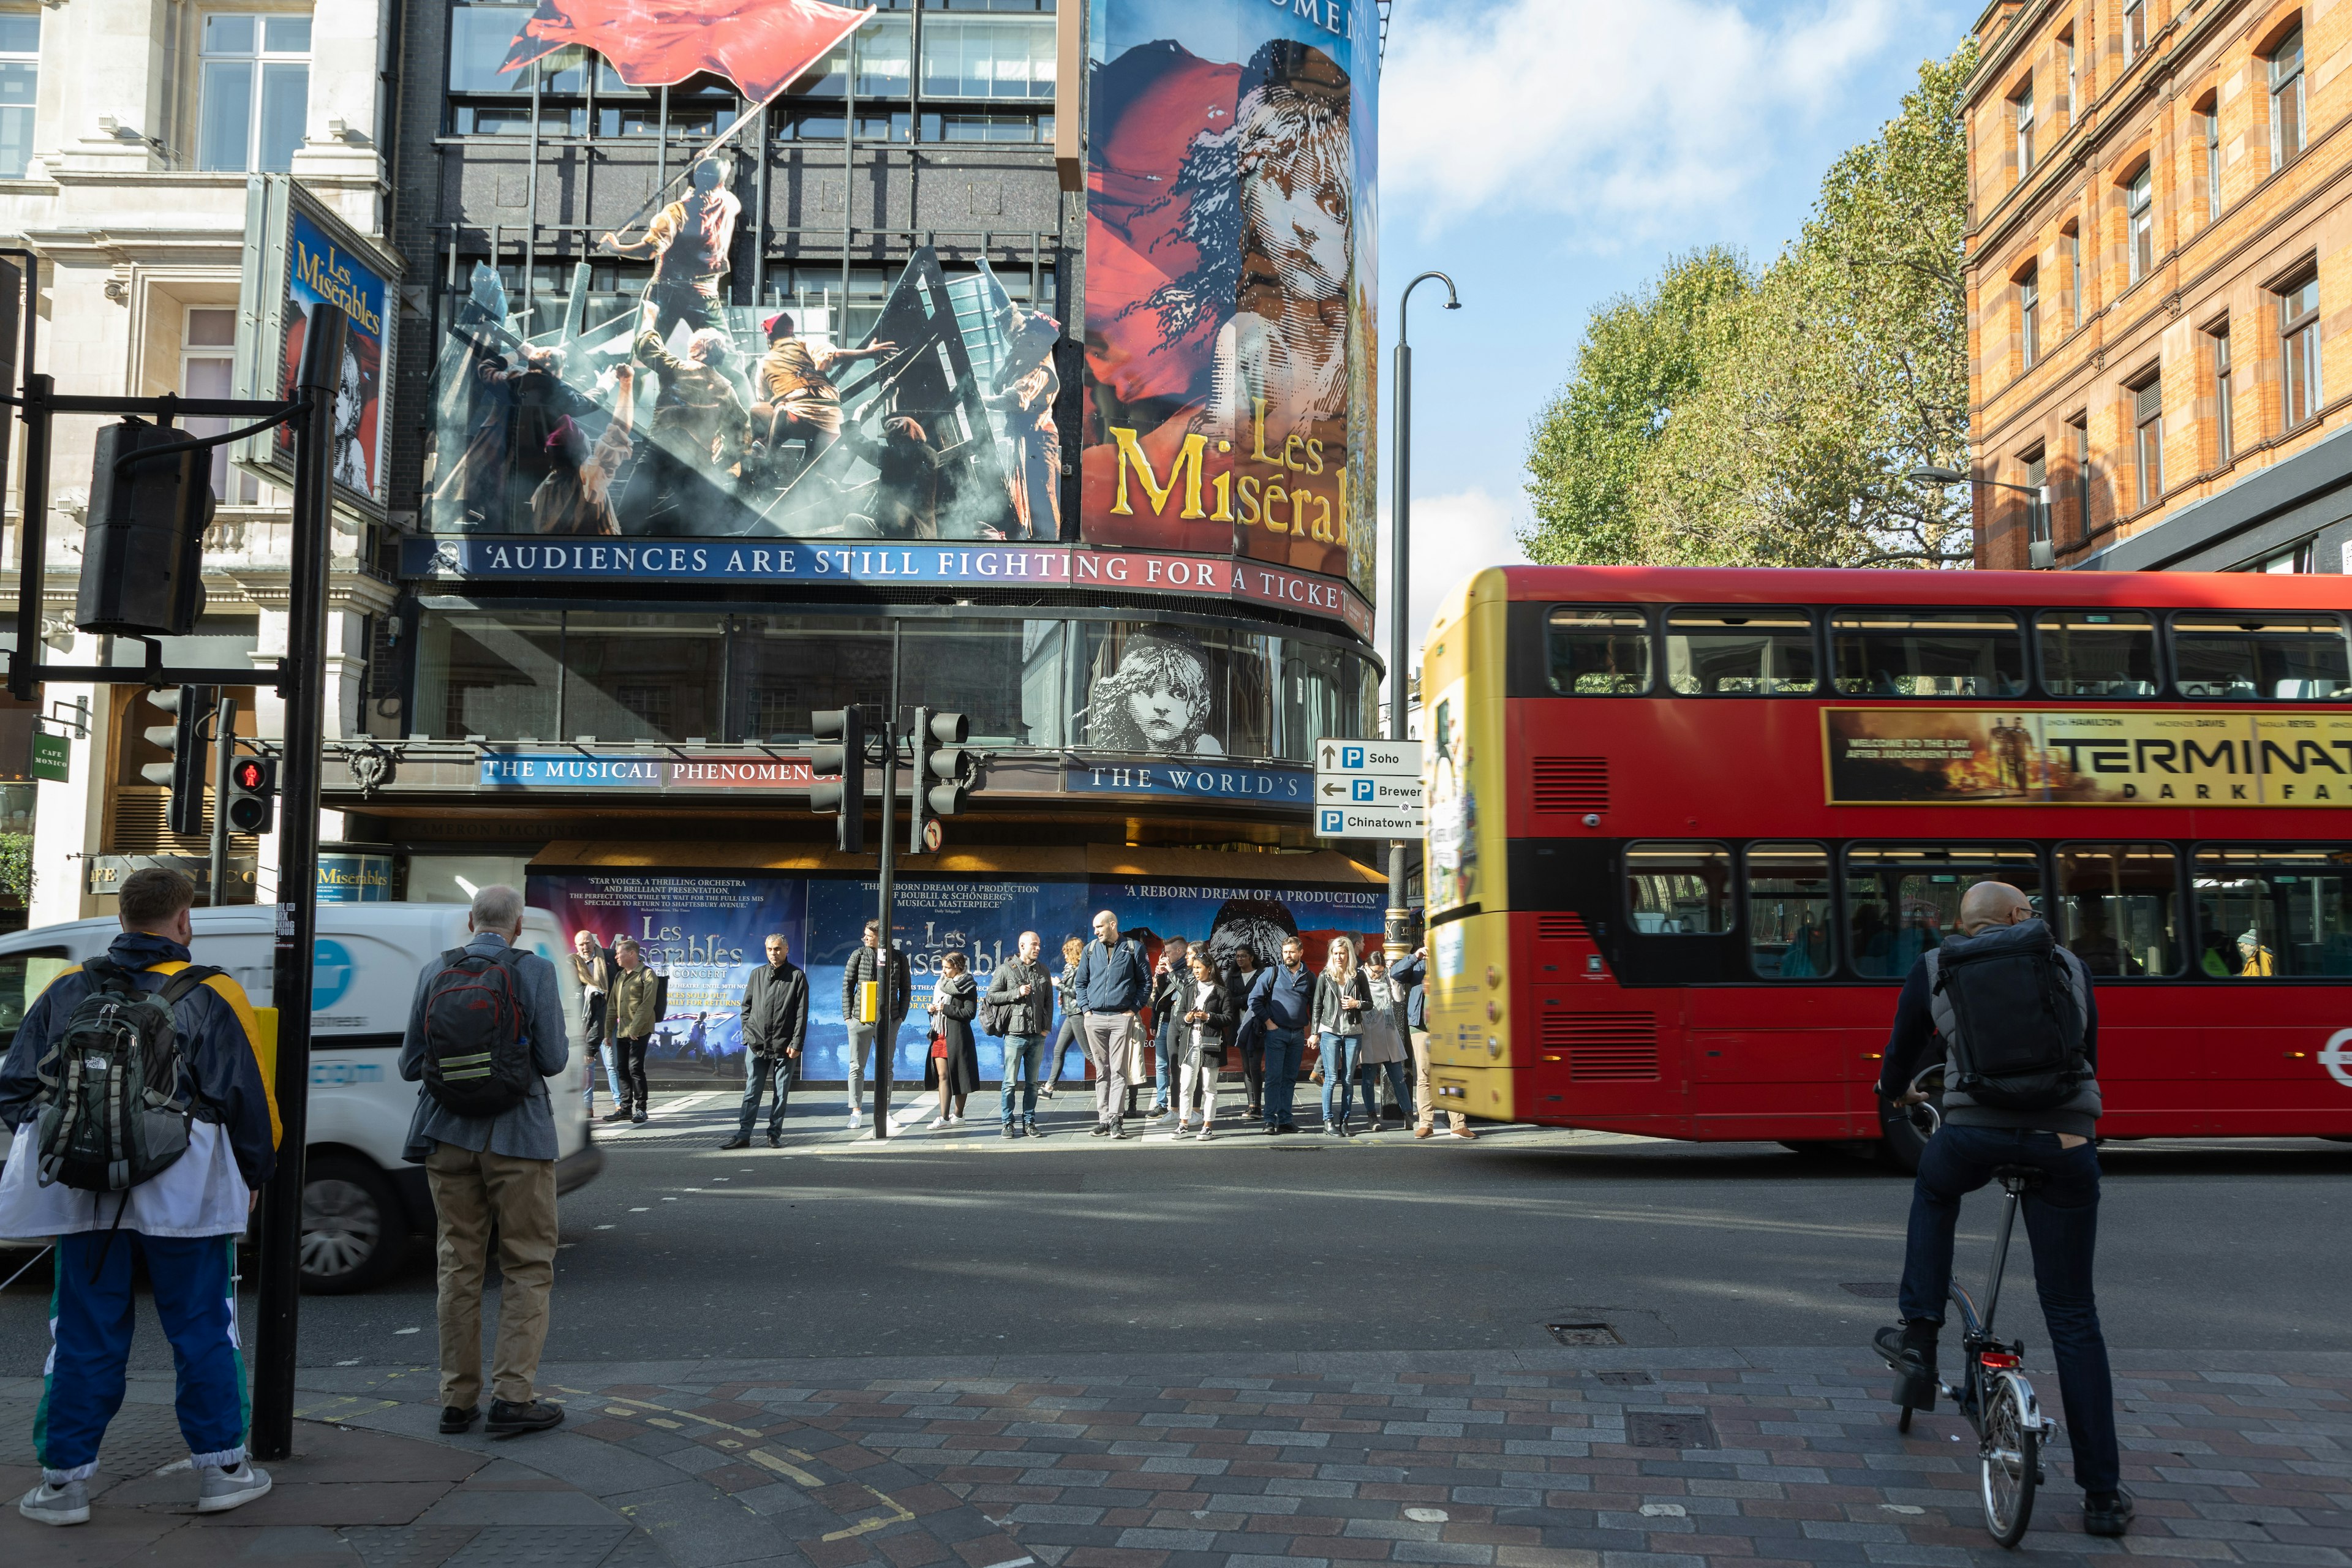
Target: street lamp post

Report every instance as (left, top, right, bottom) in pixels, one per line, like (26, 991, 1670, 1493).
(1388, 271, 1461, 959)
(1909, 464, 2054, 568)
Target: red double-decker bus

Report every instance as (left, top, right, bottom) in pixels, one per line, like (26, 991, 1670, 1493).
(1419, 565, 2352, 1165)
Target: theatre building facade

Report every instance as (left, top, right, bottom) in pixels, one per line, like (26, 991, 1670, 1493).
(322, 0, 1388, 1081)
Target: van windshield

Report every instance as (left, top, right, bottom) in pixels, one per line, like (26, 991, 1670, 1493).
(0, 948, 74, 1052)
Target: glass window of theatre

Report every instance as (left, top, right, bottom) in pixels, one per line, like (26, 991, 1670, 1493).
(1626, 842, 1732, 935)
(1548, 606, 1651, 695)
(1664, 607, 1817, 695)
(734, 615, 1063, 747)
(1748, 842, 1834, 978)
(412, 609, 564, 740)
(2056, 842, 2180, 976)
(1074, 621, 1278, 759)
(1844, 844, 2043, 979)
(2192, 846, 2352, 977)
(1831, 609, 2026, 698)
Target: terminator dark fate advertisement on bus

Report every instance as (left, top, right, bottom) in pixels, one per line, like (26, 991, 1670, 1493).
(1081, 0, 1380, 599)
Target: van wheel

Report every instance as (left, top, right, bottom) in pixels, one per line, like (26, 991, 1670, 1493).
(1875, 1094, 1930, 1176)
(301, 1156, 402, 1294)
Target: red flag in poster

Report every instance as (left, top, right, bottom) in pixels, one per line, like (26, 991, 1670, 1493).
(500, 0, 870, 103)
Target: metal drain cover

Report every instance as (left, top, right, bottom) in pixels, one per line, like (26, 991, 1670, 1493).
(1545, 1321, 1621, 1346)
(1627, 1411, 1718, 1450)
(1594, 1369, 1653, 1386)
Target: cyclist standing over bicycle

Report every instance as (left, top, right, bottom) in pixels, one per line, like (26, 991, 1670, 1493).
(1874, 880, 2131, 1539)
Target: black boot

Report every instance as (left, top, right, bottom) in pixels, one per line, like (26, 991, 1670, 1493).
(719, 1133, 752, 1150)
(1874, 1319, 1940, 1411)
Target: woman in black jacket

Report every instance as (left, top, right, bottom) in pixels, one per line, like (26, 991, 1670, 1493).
(924, 953, 982, 1128)
(1175, 949, 1232, 1140)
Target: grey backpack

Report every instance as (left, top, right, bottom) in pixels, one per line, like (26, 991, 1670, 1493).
(32, 958, 222, 1191)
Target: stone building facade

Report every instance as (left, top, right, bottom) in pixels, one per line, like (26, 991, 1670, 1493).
(1964, 0, 2352, 572)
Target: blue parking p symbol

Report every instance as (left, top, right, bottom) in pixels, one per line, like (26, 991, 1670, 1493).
(1319, 808, 1344, 834)
(1343, 746, 1364, 769)
(1352, 778, 1374, 802)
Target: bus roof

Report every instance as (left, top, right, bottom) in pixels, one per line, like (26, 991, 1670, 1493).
(1477, 565, 2352, 611)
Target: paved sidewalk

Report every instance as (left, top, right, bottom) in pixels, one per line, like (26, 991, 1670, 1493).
(6, 1348, 2344, 1567)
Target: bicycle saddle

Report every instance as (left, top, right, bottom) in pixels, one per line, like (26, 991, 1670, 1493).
(1991, 1164, 2046, 1191)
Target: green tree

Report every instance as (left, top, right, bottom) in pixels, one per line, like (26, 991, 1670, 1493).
(0, 832, 31, 900)
(1525, 41, 1978, 568)
(1521, 247, 1751, 565)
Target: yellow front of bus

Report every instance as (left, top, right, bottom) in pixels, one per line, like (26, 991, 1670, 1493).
(1420, 568, 1522, 1122)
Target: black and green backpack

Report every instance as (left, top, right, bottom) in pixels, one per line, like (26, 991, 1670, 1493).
(31, 957, 222, 1192)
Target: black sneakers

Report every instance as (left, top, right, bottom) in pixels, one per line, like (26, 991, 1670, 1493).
(486, 1399, 565, 1438)
(718, 1133, 752, 1150)
(1874, 1320, 1940, 1411)
(2084, 1490, 2135, 1537)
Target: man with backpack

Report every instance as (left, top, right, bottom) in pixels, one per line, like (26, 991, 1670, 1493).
(1074, 910, 1149, 1138)
(0, 867, 279, 1525)
(1874, 880, 2129, 1539)
(985, 930, 1052, 1138)
(841, 919, 910, 1133)
(399, 884, 569, 1439)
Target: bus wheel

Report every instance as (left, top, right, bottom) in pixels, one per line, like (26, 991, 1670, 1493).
(1875, 1097, 1929, 1175)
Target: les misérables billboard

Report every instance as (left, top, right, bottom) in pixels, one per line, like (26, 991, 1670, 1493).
(1082, 0, 1380, 602)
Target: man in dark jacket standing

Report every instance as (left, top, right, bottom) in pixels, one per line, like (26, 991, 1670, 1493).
(1246, 936, 1314, 1134)
(1, 867, 280, 1525)
(1147, 935, 1189, 1121)
(1074, 910, 1149, 1138)
(1874, 881, 2127, 1539)
(842, 919, 911, 1134)
(725, 933, 809, 1148)
(987, 930, 1053, 1137)
(399, 885, 570, 1440)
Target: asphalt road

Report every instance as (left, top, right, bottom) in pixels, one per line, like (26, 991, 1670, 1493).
(3, 1089, 2345, 1373)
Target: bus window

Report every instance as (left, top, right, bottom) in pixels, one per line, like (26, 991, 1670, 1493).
(2170, 614, 2352, 700)
(1626, 841, 1730, 933)
(1747, 842, 1833, 977)
(2038, 611, 2159, 698)
(1664, 609, 1817, 695)
(1845, 845, 2042, 978)
(2192, 846, 2352, 976)
(2055, 843, 2180, 976)
(1547, 607, 1652, 695)
(0, 947, 72, 1051)
(1830, 609, 2027, 698)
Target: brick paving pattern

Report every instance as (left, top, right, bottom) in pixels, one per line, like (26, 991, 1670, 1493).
(6, 1349, 2346, 1565)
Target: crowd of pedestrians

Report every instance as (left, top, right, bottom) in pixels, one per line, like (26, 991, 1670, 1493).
(565, 913, 1480, 1145)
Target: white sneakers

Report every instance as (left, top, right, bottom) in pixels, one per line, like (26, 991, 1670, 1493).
(196, 1462, 273, 1513)
(846, 1110, 864, 1130)
(18, 1479, 88, 1526)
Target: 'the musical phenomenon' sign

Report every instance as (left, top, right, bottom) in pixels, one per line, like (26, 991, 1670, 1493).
(1825, 707, 2352, 806)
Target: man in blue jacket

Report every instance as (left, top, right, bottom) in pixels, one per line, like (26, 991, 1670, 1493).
(1389, 946, 1472, 1140)
(1247, 935, 1314, 1134)
(400, 885, 570, 1439)
(0, 867, 279, 1525)
(1074, 910, 1148, 1138)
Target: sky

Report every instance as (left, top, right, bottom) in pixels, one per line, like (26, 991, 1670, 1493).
(1370, 0, 1971, 688)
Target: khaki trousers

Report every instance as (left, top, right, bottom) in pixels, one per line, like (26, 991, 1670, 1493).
(1410, 1028, 1467, 1133)
(426, 1141, 559, 1409)
(1084, 1011, 1136, 1128)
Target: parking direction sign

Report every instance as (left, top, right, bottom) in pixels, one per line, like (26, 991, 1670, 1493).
(1314, 737, 1423, 837)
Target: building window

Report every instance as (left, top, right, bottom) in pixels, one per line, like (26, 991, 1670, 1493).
(197, 13, 310, 173)
(2133, 375, 2163, 508)
(2123, 0, 2146, 64)
(2066, 223, 2084, 328)
(2015, 84, 2034, 178)
(919, 15, 1056, 100)
(2272, 26, 2306, 168)
(2280, 274, 2321, 430)
(2203, 100, 2222, 219)
(183, 307, 263, 506)
(918, 109, 1053, 143)
(2068, 413, 2091, 540)
(2210, 320, 2233, 462)
(2062, 29, 2076, 119)
(2127, 166, 2153, 285)
(2019, 266, 2040, 369)
(0, 13, 34, 180)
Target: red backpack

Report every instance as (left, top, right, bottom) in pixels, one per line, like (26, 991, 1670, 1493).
(421, 947, 533, 1117)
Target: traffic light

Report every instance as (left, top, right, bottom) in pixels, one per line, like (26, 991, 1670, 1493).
(910, 709, 974, 851)
(76, 418, 216, 636)
(137, 685, 214, 838)
(224, 754, 277, 835)
(809, 707, 866, 854)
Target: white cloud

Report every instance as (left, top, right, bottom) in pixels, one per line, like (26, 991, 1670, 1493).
(1373, 488, 1531, 703)
(1382, 0, 1901, 230)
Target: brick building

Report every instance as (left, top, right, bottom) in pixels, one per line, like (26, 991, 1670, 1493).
(1964, 0, 2352, 572)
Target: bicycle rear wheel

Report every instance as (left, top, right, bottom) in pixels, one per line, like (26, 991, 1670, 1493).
(1980, 1373, 2038, 1547)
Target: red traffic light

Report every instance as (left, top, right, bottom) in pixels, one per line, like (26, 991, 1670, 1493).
(232, 758, 266, 791)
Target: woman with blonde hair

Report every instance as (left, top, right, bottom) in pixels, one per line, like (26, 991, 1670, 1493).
(1311, 935, 1368, 1136)
(924, 952, 981, 1129)
(1039, 935, 1088, 1099)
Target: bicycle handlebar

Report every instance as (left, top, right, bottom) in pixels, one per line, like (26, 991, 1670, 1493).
(1904, 1063, 1945, 1137)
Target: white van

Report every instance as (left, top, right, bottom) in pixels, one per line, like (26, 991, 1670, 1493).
(0, 903, 601, 1292)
